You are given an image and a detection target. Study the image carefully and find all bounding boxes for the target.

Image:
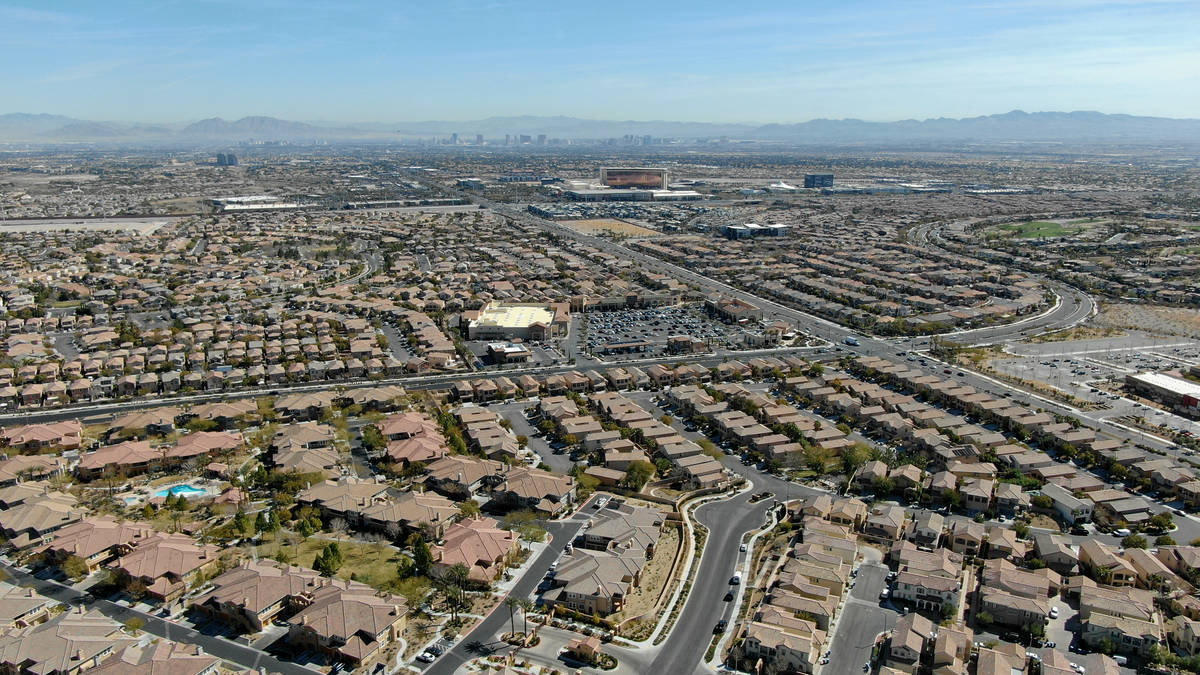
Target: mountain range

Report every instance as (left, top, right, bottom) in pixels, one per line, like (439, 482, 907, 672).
(2, 110, 1199, 145)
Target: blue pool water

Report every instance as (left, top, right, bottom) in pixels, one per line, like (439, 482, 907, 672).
(153, 484, 207, 498)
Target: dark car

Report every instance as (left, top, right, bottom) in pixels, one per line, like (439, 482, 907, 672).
(714, 619, 728, 633)
(724, 590, 734, 602)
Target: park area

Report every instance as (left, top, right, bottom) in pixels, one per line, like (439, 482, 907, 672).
(988, 219, 1090, 239)
(561, 218, 660, 237)
(254, 536, 412, 591)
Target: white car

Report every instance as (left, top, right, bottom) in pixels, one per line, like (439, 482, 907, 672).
(1049, 606, 1060, 619)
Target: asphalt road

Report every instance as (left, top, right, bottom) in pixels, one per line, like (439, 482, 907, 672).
(420, 496, 594, 675)
(0, 344, 830, 426)
(0, 561, 317, 675)
(826, 559, 896, 675)
(648, 487, 773, 675)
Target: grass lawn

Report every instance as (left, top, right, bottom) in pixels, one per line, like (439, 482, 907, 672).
(994, 221, 1084, 239)
(256, 537, 406, 590)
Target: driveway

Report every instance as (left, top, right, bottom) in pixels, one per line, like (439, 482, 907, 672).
(824, 556, 897, 674)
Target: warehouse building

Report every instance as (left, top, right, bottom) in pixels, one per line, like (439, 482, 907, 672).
(1125, 372, 1200, 418)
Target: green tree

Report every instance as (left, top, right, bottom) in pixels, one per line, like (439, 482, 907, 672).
(622, 460, 655, 490)
(843, 444, 870, 474)
(1156, 535, 1177, 546)
(436, 563, 472, 622)
(412, 538, 434, 577)
(61, 555, 90, 581)
(1122, 534, 1148, 549)
(361, 425, 386, 453)
(314, 542, 343, 576)
(458, 501, 481, 518)
(505, 596, 520, 637)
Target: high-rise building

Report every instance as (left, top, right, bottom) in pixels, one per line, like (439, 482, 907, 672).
(804, 174, 834, 188)
(476, 134, 483, 145)
(536, 134, 547, 145)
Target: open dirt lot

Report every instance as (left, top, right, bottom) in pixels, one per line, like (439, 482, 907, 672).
(561, 218, 659, 236)
(610, 524, 681, 623)
(1093, 302, 1200, 339)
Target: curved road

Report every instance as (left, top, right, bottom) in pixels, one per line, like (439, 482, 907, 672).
(649, 486, 774, 674)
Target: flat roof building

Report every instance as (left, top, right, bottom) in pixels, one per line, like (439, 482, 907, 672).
(1125, 372, 1200, 416)
(468, 302, 558, 341)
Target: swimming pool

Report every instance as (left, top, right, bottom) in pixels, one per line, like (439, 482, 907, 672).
(153, 484, 207, 498)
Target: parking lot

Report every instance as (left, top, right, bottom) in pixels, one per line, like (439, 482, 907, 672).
(990, 332, 1200, 435)
(581, 304, 746, 358)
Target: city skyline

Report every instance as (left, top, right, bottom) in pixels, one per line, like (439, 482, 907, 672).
(2, 0, 1198, 123)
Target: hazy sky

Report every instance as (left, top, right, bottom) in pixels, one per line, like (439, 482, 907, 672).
(2, 0, 1198, 123)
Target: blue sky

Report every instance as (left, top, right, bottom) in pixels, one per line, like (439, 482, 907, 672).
(2, 0, 1198, 123)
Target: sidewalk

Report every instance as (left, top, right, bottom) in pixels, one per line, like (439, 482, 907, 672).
(494, 539, 550, 597)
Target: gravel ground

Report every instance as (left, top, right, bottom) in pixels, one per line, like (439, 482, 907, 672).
(1093, 302, 1200, 339)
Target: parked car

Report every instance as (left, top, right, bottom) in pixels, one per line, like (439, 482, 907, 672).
(714, 619, 728, 634)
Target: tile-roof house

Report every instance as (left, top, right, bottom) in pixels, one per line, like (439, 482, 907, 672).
(0, 606, 138, 675)
(361, 491, 460, 540)
(489, 466, 576, 516)
(0, 420, 82, 452)
(37, 517, 157, 574)
(75, 440, 163, 480)
(109, 532, 221, 602)
(88, 640, 220, 675)
(0, 582, 57, 629)
(430, 517, 519, 584)
(193, 559, 324, 632)
(287, 582, 408, 667)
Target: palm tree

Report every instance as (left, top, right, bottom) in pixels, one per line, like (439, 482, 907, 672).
(504, 596, 520, 637)
(519, 597, 535, 636)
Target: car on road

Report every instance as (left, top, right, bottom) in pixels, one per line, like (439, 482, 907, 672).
(1049, 606, 1059, 619)
(1114, 528, 1132, 537)
(739, 543, 747, 552)
(714, 619, 728, 633)
(416, 652, 436, 663)
(730, 574, 741, 585)
(724, 590, 734, 601)
(879, 588, 889, 600)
